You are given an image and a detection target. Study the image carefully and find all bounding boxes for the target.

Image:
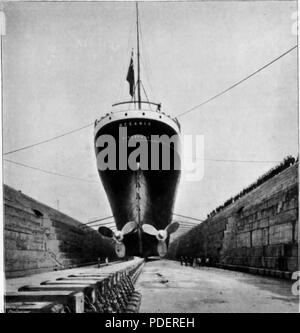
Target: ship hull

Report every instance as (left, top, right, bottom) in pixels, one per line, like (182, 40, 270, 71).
(94, 110, 181, 257)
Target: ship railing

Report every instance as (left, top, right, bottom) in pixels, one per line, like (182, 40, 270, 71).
(112, 101, 161, 110)
(95, 101, 181, 131)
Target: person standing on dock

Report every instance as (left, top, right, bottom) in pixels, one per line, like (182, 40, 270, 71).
(189, 257, 193, 267)
(197, 257, 202, 267)
(185, 257, 189, 266)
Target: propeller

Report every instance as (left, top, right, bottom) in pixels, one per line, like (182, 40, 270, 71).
(98, 221, 137, 258)
(113, 221, 137, 242)
(142, 222, 180, 257)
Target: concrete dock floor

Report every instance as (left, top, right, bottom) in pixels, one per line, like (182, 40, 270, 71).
(135, 259, 299, 313)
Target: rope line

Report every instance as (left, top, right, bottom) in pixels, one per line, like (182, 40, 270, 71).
(4, 122, 94, 155)
(3, 46, 296, 156)
(176, 45, 297, 118)
(4, 159, 99, 184)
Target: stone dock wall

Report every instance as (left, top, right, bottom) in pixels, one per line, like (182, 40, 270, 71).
(4, 185, 115, 278)
(168, 163, 298, 277)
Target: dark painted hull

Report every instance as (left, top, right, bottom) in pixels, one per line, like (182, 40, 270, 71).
(94, 113, 181, 257)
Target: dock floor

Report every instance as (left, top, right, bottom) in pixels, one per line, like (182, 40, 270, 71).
(135, 259, 299, 313)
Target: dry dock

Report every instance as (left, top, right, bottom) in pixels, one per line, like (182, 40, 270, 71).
(4, 161, 299, 313)
(135, 259, 299, 313)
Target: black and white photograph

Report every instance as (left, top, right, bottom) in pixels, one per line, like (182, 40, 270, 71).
(0, 0, 299, 316)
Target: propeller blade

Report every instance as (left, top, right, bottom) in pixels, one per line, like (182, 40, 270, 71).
(166, 221, 180, 235)
(121, 221, 137, 235)
(157, 241, 167, 257)
(115, 242, 126, 258)
(98, 226, 114, 238)
(142, 224, 158, 236)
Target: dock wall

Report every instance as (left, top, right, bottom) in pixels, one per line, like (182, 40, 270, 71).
(4, 185, 115, 278)
(168, 163, 298, 277)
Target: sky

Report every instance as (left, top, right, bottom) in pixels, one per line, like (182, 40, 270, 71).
(2, 1, 298, 226)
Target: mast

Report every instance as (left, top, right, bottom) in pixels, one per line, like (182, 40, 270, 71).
(136, 2, 141, 110)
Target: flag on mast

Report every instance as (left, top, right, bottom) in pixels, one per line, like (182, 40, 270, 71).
(126, 51, 135, 98)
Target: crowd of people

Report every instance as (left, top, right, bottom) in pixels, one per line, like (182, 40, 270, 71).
(206, 155, 298, 219)
(177, 256, 212, 267)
